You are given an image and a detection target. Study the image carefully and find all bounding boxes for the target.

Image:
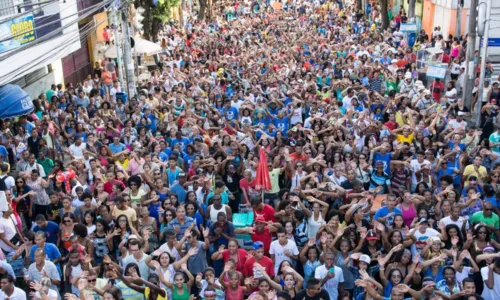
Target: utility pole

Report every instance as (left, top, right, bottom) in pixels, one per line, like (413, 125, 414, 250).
(464, 0, 478, 112)
(456, 1, 462, 38)
(476, 0, 492, 126)
(121, 4, 136, 98)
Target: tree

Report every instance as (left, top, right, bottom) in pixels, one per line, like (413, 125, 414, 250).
(135, 0, 180, 42)
(380, 0, 389, 30)
(198, 0, 208, 20)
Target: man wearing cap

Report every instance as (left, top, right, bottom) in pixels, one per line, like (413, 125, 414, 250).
(170, 172, 187, 203)
(236, 215, 279, 256)
(399, 73, 413, 94)
(315, 252, 344, 300)
(242, 240, 274, 281)
(410, 217, 442, 255)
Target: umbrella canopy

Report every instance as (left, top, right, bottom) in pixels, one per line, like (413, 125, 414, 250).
(254, 147, 272, 191)
(133, 37, 163, 56)
(104, 45, 118, 58)
(0, 84, 34, 119)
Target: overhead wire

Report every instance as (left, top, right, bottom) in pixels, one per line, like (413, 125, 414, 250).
(0, 0, 57, 15)
(0, 0, 111, 61)
(0, 1, 111, 42)
(0, 0, 123, 85)
(0, 0, 59, 23)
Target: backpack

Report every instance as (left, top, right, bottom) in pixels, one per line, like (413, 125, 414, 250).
(0, 176, 8, 191)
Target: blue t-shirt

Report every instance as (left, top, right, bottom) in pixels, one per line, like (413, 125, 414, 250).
(374, 207, 402, 228)
(33, 221, 60, 245)
(223, 107, 239, 121)
(171, 137, 191, 153)
(170, 183, 187, 203)
(273, 116, 290, 134)
(374, 152, 392, 175)
(108, 143, 126, 154)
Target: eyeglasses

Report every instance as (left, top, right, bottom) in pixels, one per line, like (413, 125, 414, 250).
(478, 231, 488, 234)
(118, 219, 127, 223)
(392, 274, 402, 278)
(130, 183, 137, 186)
(63, 219, 72, 223)
(485, 208, 492, 211)
(16, 181, 23, 184)
(88, 279, 96, 283)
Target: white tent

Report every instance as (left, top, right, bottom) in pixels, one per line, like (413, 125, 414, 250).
(133, 37, 162, 56)
(103, 37, 162, 58)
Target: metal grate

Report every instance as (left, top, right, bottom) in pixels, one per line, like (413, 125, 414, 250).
(0, 0, 16, 17)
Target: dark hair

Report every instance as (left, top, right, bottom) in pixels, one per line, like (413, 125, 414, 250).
(95, 218, 110, 232)
(73, 223, 88, 238)
(35, 214, 46, 222)
(276, 291, 292, 300)
(307, 278, 321, 287)
(0, 274, 14, 283)
(124, 262, 141, 278)
(104, 286, 123, 300)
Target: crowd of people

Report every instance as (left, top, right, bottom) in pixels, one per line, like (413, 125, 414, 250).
(1, 0, 500, 300)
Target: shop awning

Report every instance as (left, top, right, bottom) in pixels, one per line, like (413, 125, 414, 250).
(0, 84, 34, 119)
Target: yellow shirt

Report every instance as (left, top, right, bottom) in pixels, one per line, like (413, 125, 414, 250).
(463, 164, 487, 186)
(396, 134, 414, 144)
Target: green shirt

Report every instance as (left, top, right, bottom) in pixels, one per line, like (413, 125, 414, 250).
(269, 168, 281, 194)
(470, 211, 500, 229)
(36, 158, 54, 178)
(489, 132, 500, 152)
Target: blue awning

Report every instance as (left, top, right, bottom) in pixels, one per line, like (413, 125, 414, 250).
(0, 84, 34, 119)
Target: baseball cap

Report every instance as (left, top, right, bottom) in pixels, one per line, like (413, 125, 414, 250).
(179, 172, 187, 177)
(484, 246, 496, 253)
(418, 217, 428, 224)
(128, 234, 138, 240)
(253, 241, 264, 250)
(429, 236, 445, 248)
(359, 254, 371, 264)
(255, 216, 266, 223)
(366, 230, 378, 241)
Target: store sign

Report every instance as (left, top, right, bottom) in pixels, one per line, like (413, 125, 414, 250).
(0, 14, 37, 53)
(400, 23, 417, 33)
(426, 66, 447, 79)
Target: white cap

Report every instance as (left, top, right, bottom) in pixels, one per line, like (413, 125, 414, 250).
(424, 89, 431, 95)
(404, 72, 412, 79)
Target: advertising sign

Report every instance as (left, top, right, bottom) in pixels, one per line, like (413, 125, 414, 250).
(0, 14, 37, 53)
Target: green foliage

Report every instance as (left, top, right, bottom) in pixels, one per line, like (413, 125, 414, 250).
(151, 0, 180, 22)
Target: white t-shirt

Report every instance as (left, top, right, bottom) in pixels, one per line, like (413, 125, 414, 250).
(0, 216, 18, 252)
(410, 159, 431, 186)
(441, 216, 466, 230)
(455, 266, 473, 285)
(0, 175, 14, 191)
(35, 289, 58, 299)
(315, 265, 344, 300)
(69, 143, 87, 158)
(481, 266, 500, 300)
(412, 228, 440, 255)
(0, 287, 26, 300)
(269, 240, 299, 274)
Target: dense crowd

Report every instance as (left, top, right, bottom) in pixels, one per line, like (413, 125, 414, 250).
(0, 0, 499, 300)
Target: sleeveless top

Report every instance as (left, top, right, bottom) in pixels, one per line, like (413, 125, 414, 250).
(209, 205, 228, 223)
(93, 232, 110, 258)
(172, 284, 190, 300)
(226, 286, 244, 300)
(400, 203, 417, 228)
(42, 131, 53, 148)
(490, 89, 500, 102)
(308, 213, 326, 239)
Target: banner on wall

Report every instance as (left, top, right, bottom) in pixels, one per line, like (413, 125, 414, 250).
(0, 14, 37, 53)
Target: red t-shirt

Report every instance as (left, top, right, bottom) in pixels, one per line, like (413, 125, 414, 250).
(253, 204, 276, 223)
(242, 254, 275, 278)
(104, 179, 125, 194)
(251, 226, 273, 255)
(289, 152, 309, 164)
(239, 178, 255, 204)
(221, 249, 248, 273)
(431, 81, 445, 102)
(384, 120, 398, 131)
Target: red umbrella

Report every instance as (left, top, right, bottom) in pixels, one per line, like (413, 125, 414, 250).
(254, 147, 272, 192)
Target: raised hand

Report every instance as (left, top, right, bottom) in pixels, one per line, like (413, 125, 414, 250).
(451, 236, 459, 246)
(350, 253, 361, 260)
(196, 273, 203, 282)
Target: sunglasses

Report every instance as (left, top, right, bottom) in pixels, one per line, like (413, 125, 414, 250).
(63, 219, 72, 223)
(88, 279, 96, 283)
(16, 181, 23, 184)
(485, 208, 492, 211)
(478, 231, 488, 234)
(130, 183, 137, 186)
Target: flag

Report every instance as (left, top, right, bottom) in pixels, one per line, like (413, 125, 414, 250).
(254, 147, 272, 191)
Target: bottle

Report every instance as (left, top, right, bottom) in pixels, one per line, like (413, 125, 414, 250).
(253, 266, 263, 278)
